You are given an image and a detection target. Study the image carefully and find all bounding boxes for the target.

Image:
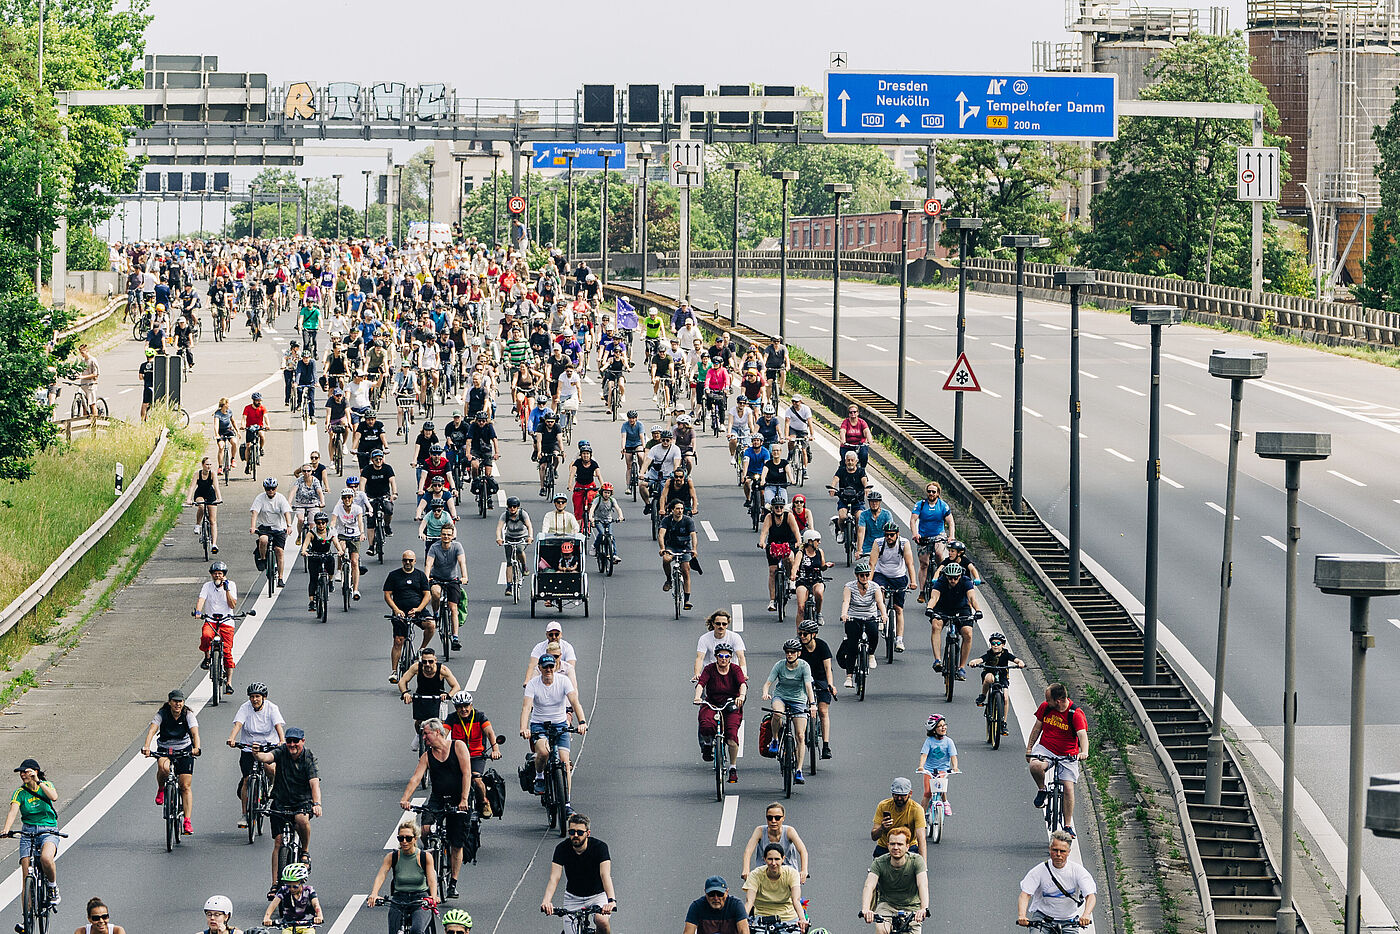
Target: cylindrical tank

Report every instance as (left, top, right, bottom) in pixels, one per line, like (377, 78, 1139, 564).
(1250, 27, 1322, 210)
(1094, 40, 1173, 101)
(1306, 45, 1400, 205)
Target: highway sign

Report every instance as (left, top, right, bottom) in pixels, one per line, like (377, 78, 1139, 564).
(1237, 146, 1280, 201)
(830, 51, 848, 69)
(824, 71, 1117, 141)
(942, 352, 981, 392)
(507, 196, 526, 215)
(923, 198, 942, 217)
(669, 139, 705, 188)
(532, 144, 620, 170)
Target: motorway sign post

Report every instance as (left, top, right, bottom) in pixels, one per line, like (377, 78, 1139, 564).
(669, 139, 705, 188)
(824, 71, 1117, 141)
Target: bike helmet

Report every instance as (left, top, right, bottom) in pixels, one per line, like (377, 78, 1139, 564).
(782, 638, 802, 653)
(854, 558, 872, 574)
(145, 348, 156, 358)
(626, 410, 638, 419)
(280, 862, 310, 883)
(339, 489, 354, 499)
(713, 642, 734, 655)
(506, 496, 521, 508)
(263, 477, 278, 490)
(771, 494, 787, 506)
(441, 909, 473, 929)
(798, 619, 820, 634)
(578, 440, 591, 451)
(761, 404, 776, 415)
(332, 386, 344, 395)
(988, 632, 1007, 645)
(450, 690, 473, 706)
(247, 682, 268, 697)
(346, 476, 360, 486)
(430, 501, 446, 512)
(366, 408, 379, 418)
(475, 411, 489, 420)
(941, 562, 965, 581)
(543, 412, 557, 421)
(678, 414, 691, 424)
(948, 539, 966, 553)
(883, 519, 901, 532)
(314, 511, 330, 522)
(251, 392, 263, 402)
(801, 528, 822, 543)
(430, 443, 444, 454)
(659, 429, 673, 440)
(926, 713, 946, 731)
(867, 490, 883, 501)
(535, 395, 548, 404)
(210, 561, 228, 574)
(203, 895, 233, 916)
(599, 482, 613, 493)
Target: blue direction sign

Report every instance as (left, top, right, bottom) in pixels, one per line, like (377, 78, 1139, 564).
(532, 144, 620, 170)
(824, 72, 1117, 141)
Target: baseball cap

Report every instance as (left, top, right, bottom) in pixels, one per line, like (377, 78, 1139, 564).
(545, 621, 562, 633)
(168, 689, 186, 701)
(704, 876, 728, 894)
(538, 654, 557, 668)
(14, 758, 41, 774)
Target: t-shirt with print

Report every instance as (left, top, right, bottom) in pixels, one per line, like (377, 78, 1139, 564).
(1034, 701, 1088, 757)
(919, 735, 957, 773)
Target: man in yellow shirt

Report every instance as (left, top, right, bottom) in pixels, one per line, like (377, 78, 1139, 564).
(741, 844, 806, 929)
(871, 776, 928, 856)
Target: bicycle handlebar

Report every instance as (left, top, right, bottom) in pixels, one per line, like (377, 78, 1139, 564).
(192, 610, 256, 620)
(927, 610, 981, 621)
(187, 500, 224, 506)
(1, 829, 68, 839)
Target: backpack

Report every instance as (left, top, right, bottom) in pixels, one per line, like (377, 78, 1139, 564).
(517, 752, 537, 794)
(481, 767, 507, 819)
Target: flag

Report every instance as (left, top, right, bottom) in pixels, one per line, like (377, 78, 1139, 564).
(616, 296, 638, 330)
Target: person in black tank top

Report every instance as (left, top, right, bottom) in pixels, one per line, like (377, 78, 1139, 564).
(399, 719, 471, 898)
(397, 650, 461, 727)
(190, 457, 222, 554)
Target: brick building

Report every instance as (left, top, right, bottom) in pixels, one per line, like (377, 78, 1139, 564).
(787, 210, 944, 259)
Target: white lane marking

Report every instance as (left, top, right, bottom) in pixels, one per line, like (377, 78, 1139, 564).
(1104, 448, 1134, 463)
(1214, 423, 1248, 435)
(1023, 407, 1042, 419)
(1040, 322, 1066, 331)
(967, 335, 980, 341)
(1166, 404, 1195, 416)
(1162, 477, 1183, 489)
(1082, 333, 1106, 340)
(840, 335, 856, 342)
(701, 520, 719, 542)
(464, 659, 486, 692)
(1117, 385, 1145, 398)
(1079, 370, 1098, 379)
(809, 325, 828, 332)
(719, 560, 735, 582)
(737, 722, 745, 758)
(485, 606, 500, 635)
(991, 342, 1014, 352)
(866, 343, 889, 353)
(1388, 618, 1400, 633)
(191, 372, 281, 418)
(1029, 353, 1046, 361)
(303, 420, 319, 463)
(1114, 340, 1144, 350)
(119, 387, 137, 395)
(1262, 535, 1286, 551)
(1001, 315, 1016, 321)
(717, 793, 740, 846)
(384, 796, 427, 848)
(326, 895, 367, 934)
(1056, 426, 1088, 439)
(1205, 502, 1239, 519)
(1328, 469, 1366, 487)
(924, 324, 946, 331)
(497, 562, 507, 585)
(731, 603, 744, 633)
(982, 388, 1002, 398)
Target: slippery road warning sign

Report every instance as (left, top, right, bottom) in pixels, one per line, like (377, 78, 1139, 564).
(942, 352, 981, 392)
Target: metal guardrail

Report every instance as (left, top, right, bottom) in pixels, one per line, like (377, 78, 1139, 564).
(0, 428, 169, 642)
(55, 294, 128, 342)
(605, 281, 1296, 934)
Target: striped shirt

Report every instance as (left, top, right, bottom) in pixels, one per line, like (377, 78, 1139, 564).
(503, 338, 532, 367)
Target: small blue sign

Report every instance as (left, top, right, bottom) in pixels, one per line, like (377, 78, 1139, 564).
(532, 144, 622, 171)
(824, 72, 1116, 141)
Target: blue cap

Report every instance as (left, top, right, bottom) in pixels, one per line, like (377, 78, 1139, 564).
(285, 727, 306, 741)
(704, 876, 728, 894)
(538, 654, 557, 668)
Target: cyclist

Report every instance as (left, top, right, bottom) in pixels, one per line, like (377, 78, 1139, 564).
(684, 877, 746, 934)
(728, 398, 756, 461)
(1017, 830, 1096, 928)
(568, 441, 602, 524)
(783, 395, 812, 476)
(911, 482, 955, 601)
(262, 864, 323, 931)
(354, 411, 389, 473)
(970, 632, 1026, 712)
(642, 305, 667, 356)
(300, 512, 341, 612)
(252, 726, 322, 895)
(79, 896, 124, 934)
(290, 463, 325, 547)
(740, 435, 770, 511)
(399, 648, 461, 732)
(226, 682, 286, 828)
(856, 491, 893, 557)
(444, 691, 503, 818)
(927, 562, 984, 679)
(425, 524, 467, 652)
(1027, 684, 1090, 838)
(249, 478, 293, 588)
(413, 424, 442, 485)
(754, 405, 783, 452)
(543, 492, 580, 535)
(917, 714, 959, 816)
(540, 813, 616, 933)
(384, 551, 434, 682)
(793, 529, 832, 626)
(693, 641, 747, 784)
(393, 362, 420, 437)
(642, 430, 682, 516)
(325, 386, 352, 460)
(141, 689, 200, 836)
(743, 843, 806, 931)
(441, 908, 472, 934)
(599, 345, 628, 406)
(399, 719, 471, 899)
(331, 490, 366, 600)
(200, 895, 239, 934)
(362, 450, 400, 551)
(658, 498, 698, 610)
(660, 465, 697, 516)
(838, 559, 888, 689)
(190, 456, 223, 555)
(738, 364, 765, 407)
(695, 608, 747, 679)
(796, 619, 836, 760)
(496, 497, 534, 598)
(828, 452, 868, 543)
(871, 776, 927, 856)
(588, 482, 625, 562)
(195, 561, 239, 689)
(519, 653, 588, 798)
(739, 802, 809, 883)
(213, 399, 239, 476)
(758, 496, 800, 613)
(241, 393, 269, 468)
(763, 335, 790, 401)
(294, 349, 318, 415)
(526, 620, 578, 685)
(535, 413, 565, 497)
(761, 640, 816, 784)
(674, 413, 698, 473)
(871, 519, 918, 653)
(858, 826, 929, 934)
(3, 757, 60, 907)
(840, 404, 873, 470)
(367, 819, 438, 934)
(298, 299, 321, 356)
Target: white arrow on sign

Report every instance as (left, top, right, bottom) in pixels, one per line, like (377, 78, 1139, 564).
(837, 90, 850, 127)
(895, 114, 909, 128)
(956, 92, 979, 129)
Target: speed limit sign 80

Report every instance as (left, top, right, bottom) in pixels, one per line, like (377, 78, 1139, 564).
(508, 196, 526, 215)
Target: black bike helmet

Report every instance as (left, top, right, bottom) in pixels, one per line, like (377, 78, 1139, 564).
(506, 496, 521, 508)
(798, 619, 820, 635)
(247, 682, 269, 697)
(782, 639, 802, 653)
(948, 539, 966, 552)
(424, 421, 435, 431)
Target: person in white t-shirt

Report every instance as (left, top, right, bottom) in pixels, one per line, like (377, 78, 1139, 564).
(250, 478, 294, 587)
(1017, 831, 1095, 928)
(519, 654, 588, 799)
(525, 620, 578, 685)
(225, 682, 287, 828)
(693, 608, 748, 679)
(195, 561, 239, 688)
(330, 490, 366, 599)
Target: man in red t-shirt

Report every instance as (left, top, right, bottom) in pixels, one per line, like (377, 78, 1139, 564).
(444, 692, 501, 815)
(1026, 683, 1090, 836)
(241, 393, 269, 467)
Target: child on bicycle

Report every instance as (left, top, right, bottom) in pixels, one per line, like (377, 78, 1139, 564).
(262, 863, 323, 932)
(969, 631, 1026, 711)
(916, 714, 958, 816)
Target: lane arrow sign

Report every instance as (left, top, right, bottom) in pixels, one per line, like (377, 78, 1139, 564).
(895, 114, 910, 128)
(838, 90, 850, 127)
(956, 91, 979, 129)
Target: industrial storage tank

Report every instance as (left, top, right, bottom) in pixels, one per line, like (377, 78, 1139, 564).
(1250, 27, 1322, 211)
(1305, 44, 1400, 206)
(1095, 40, 1172, 101)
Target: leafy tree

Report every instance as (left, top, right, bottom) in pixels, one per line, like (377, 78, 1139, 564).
(1357, 92, 1400, 309)
(0, 288, 73, 483)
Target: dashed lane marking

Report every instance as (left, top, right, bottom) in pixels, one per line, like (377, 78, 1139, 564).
(1166, 404, 1195, 416)
(1328, 469, 1366, 487)
(717, 794, 740, 847)
(991, 342, 1013, 352)
(731, 603, 744, 633)
(866, 344, 889, 353)
(719, 560, 735, 582)
(1263, 536, 1286, 551)
(982, 388, 1002, 398)
(485, 606, 500, 635)
(809, 325, 828, 332)
(1105, 448, 1134, 463)
(384, 796, 427, 848)
(1114, 340, 1144, 350)
(497, 562, 507, 585)
(1205, 502, 1239, 520)
(1040, 322, 1066, 331)
(464, 658, 486, 692)
(1079, 370, 1098, 379)
(1023, 407, 1042, 418)
(1082, 333, 1106, 340)
(702, 520, 719, 542)
(1117, 385, 1145, 398)
(325, 895, 367, 934)
(1162, 477, 1183, 489)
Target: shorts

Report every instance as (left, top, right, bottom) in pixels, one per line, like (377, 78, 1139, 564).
(916, 536, 946, 556)
(1030, 742, 1081, 783)
(699, 705, 743, 743)
(773, 699, 809, 716)
(390, 614, 423, 639)
(17, 825, 59, 860)
(428, 802, 467, 849)
(157, 747, 196, 775)
(432, 579, 462, 605)
(875, 901, 923, 934)
(270, 804, 312, 837)
(503, 540, 528, 565)
(873, 572, 908, 608)
(766, 542, 793, 567)
(559, 891, 610, 911)
(338, 535, 360, 555)
(530, 721, 572, 751)
(257, 525, 288, 550)
(812, 680, 834, 705)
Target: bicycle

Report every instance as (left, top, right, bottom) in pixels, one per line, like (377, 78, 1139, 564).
(505, 541, 527, 605)
(433, 581, 459, 660)
(296, 386, 315, 428)
(604, 378, 621, 421)
(389, 614, 431, 682)
(472, 460, 491, 518)
(668, 550, 687, 619)
(930, 610, 979, 702)
(189, 499, 221, 562)
(267, 806, 315, 881)
(309, 554, 332, 623)
(748, 917, 802, 934)
(131, 310, 153, 342)
(828, 487, 863, 567)
(593, 518, 618, 577)
(560, 405, 575, 445)
(862, 911, 922, 933)
(339, 548, 356, 614)
(981, 664, 1015, 750)
(65, 381, 109, 420)
(368, 496, 393, 563)
(625, 450, 642, 502)
(790, 436, 811, 487)
(3, 827, 68, 933)
(154, 747, 195, 852)
(748, 484, 764, 533)
(530, 722, 579, 836)
(1024, 918, 1092, 933)
(551, 905, 609, 934)
(193, 610, 254, 705)
(245, 425, 263, 482)
(798, 575, 830, 628)
(698, 699, 737, 802)
(408, 803, 457, 900)
(773, 561, 790, 623)
(234, 742, 272, 844)
(921, 768, 959, 845)
(707, 390, 726, 437)
(542, 454, 559, 501)
(849, 620, 876, 702)
(761, 706, 803, 799)
(883, 594, 899, 666)
(327, 425, 347, 476)
(1028, 754, 1078, 834)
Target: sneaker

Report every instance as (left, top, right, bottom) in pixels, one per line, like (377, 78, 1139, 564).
(662, 579, 672, 592)
(956, 667, 967, 681)
(933, 659, 943, 673)
(47, 885, 59, 907)
(505, 586, 514, 597)
(277, 577, 285, 588)
(238, 818, 249, 829)
(728, 767, 738, 784)
(1064, 825, 1076, 838)
(182, 818, 193, 835)
(916, 593, 927, 604)
(793, 770, 805, 785)
(821, 743, 832, 760)
(869, 657, 877, 670)
(224, 683, 235, 695)
(201, 656, 211, 670)
(1001, 726, 1010, 736)
(534, 776, 546, 795)
(766, 742, 780, 755)
(943, 802, 953, 816)
(389, 672, 400, 683)
(684, 599, 693, 610)
(895, 636, 905, 652)
(309, 600, 317, 612)
(447, 879, 459, 899)
(844, 675, 855, 689)
(1034, 789, 1048, 809)
(701, 745, 714, 762)
(767, 601, 776, 612)
(452, 636, 462, 651)
(976, 694, 986, 707)
(155, 788, 165, 806)
(353, 589, 361, 600)
(211, 545, 219, 555)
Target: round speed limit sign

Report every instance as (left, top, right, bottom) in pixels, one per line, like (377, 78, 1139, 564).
(923, 198, 942, 217)
(508, 196, 526, 215)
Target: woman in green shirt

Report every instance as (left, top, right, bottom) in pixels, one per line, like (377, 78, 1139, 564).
(367, 819, 438, 934)
(3, 757, 61, 906)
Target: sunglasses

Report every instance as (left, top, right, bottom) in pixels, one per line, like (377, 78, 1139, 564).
(567, 829, 587, 837)
(397, 834, 415, 841)
(89, 916, 109, 923)
(715, 653, 732, 659)
(766, 815, 784, 821)
(402, 558, 416, 563)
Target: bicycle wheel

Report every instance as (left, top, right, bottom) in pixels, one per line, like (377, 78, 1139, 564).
(266, 554, 277, 599)
(991, 692, 1006, 750)
(805, 715, 818, 776)
(885, 609, 895, 665)
(201, 519, 211, 563)
(856, 647, 868, 701)
(943, 634, 957, 703)
(24, 873, 42, 934)
(844, 524, 854, 567)
(246, 776, 261, 845)
(673, 568, 683, 619)
(714, 735, 726, 803)
(210, 654, 223, 707)
(342, 568, 351, 614)
(435, 835, 452, 898)
(551, 763, 569, 838)
(512, 557, 522, 605)
(986, 695, 997, 745)
(165, 794, 178, 852)
(176, 407, 190, 429)
(398, 639, 418, 681)
(931, 792, 945, 844)
(775, 577, 787, 623)
(604, 535, 616, 578)
(596, 539, 608, 574)
(781, 726, 795, 798)
(439, 601, 452, 660)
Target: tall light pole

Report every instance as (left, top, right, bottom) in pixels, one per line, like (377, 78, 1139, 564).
(520, 146, 535, 246)
(560, 149, 579, 268)
(724, 161, 747, 326)
(301, 177, 312, 237)
(636, 151, 652, 296)
(891, 200, 922, 416)
(825, 183, 852, 381)
(1313, 553, 1400, 934)
(332, 173, 343, 239)
(1255, 430, 1331, 934)
(424, 157, 436, 237)
(1130, 304, 1183, 686)
(362, 169, 372, 237)
(678, 166, 700, 304)
(946, 218, 983, 461)
(394, 164, 404, 244)
(598, 148, 619, 287)
(772, 171, 798, 342)
(452, 154, 467, 233)
(247, 188, 254, 239)
(1000, 234, 1050, 515)
(1202, 349, 1269, 805)
(1053, 270, 1096, 585)
(491, 148, 503, 245)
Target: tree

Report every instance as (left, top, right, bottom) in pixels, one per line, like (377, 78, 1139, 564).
(0, 286, 73, 483)
(1357, 91, 1400, 309)
(1076, 32, 1307, 292)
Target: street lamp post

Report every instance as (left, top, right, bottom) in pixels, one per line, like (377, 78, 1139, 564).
(1255, 430, 1331, 934)
(332, 173, 343, 240)
(394, 164, 404, 244)
(599, 149, 619, 288)
(520, 146, 535, 246)
(825, 183, 853, 381)
(772, 171, 799, 342)
(1000, 234, 1050, 514)
(301, 177, 312, 236)
(1053, 270, 1097, 586)
(1203, 349, 1270, 806)
(1130, 304, 1184, 685)
(363, 170, 372, 237)
(892, 200, 922, 417)
(724, 161, 748, 326)
(636, 151, 652, 296)
(560, 149, 579, 268)
(678, 167, 700, 303)
(425, 158, 436, 236)
(492, 149, 503, 245)
(1314, 553, 1400, 934)
(946, 218, 984, 460)
(247, 188, 255, 239)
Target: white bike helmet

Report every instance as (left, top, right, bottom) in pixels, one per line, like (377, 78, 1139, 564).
(204, 895, 233, 916)
(801, 528, 822, 543)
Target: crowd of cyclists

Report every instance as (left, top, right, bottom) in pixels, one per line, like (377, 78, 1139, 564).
(11, 228, 1098, 934)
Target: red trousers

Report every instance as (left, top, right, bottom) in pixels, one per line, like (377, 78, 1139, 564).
(200, 620, 236, 672)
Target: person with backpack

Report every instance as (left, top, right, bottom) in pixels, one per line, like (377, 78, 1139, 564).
(1017, 830, 1095, 928)
(443, 691, 504, 819)
(1026, 684, 1090, 838)
(367, 819, 439, 934)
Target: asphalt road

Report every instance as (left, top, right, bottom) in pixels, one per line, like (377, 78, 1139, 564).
(639, 274, 1400, 922)
(3, 313, 1099, 934)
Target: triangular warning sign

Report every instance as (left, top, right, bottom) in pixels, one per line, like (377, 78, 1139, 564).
(942, 352, 981, 392)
